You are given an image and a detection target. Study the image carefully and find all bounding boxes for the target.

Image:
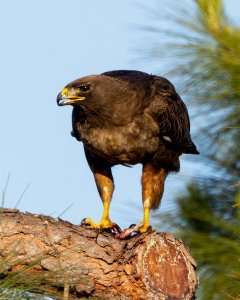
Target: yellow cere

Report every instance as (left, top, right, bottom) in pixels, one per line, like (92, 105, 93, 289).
(61, 87, 69, 96)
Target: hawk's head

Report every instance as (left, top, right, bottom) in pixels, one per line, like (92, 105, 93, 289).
(57, 77, 94, 107)
(57, 71, 153, 125)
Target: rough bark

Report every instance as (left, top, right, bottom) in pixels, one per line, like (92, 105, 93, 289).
(0, 208, 198, 299)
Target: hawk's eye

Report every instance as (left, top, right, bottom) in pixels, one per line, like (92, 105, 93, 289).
(79, 84, 91, 93)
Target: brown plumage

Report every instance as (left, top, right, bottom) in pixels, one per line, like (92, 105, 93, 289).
(57, 70, 199, 238)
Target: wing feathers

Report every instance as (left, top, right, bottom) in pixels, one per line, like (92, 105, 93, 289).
(149, 78, 199, 154)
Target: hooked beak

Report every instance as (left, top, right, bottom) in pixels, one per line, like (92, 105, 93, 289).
(56, 93, 69, 106)
(56, 88, 85, 106)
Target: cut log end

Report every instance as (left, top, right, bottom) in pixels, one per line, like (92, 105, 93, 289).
(140, 232, 197, 299)
(0, 208, 198, 299)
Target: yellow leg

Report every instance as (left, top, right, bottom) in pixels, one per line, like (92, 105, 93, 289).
(139, 204, 150, 233)
(84, 201, 114, 230)
(83, 171, 118, 231)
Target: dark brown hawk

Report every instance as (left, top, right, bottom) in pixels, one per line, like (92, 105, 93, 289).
(57, 70, 199, 238)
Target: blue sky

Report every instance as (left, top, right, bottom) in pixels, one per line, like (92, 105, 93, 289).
(1, 0, 239, 229)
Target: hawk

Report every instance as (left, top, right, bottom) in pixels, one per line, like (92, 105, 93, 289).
(57, 70, 199, 238)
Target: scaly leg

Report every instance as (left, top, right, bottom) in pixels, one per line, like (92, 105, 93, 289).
(83, 171, 116, 230)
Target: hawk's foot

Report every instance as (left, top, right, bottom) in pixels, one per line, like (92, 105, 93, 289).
(81, 217, 121, 234)
(139, 223, 150, 233)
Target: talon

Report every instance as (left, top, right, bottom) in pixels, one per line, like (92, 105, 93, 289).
(80, 217, 96, 229)
(111, 223, 122, 234)
(80, 218, 87, 226)
(80, 217, 121, 234)
(129, 223, 136, 229)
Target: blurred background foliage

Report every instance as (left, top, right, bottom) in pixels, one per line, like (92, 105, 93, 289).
(143, 0, 240, 299)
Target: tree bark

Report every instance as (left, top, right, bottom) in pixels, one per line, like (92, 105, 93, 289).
(0, 208, 198, 300)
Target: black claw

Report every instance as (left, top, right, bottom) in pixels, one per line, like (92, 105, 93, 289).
(80, 218, 88, 226)
(129, 224, 136, 229)
(112, 223, 122, 234)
